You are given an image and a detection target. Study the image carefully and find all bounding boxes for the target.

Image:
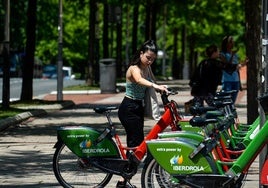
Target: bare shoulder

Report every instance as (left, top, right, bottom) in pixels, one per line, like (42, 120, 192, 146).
(126, 65, 139, 80)
(129, 65, 141, 74)
(128, 65, 143, 82)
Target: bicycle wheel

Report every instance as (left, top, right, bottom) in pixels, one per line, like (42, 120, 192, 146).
(141, 155, 190, 188)
(53, 142, 113, 188)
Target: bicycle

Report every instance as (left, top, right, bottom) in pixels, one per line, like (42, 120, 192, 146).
(141, 94, 268, 188)
(52, 89, 181, 188)
(188, 91, 260, 154)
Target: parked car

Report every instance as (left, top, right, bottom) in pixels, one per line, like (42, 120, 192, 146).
(42, 65, 75, 80)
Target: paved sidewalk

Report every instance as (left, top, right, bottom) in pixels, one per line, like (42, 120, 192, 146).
(0, 80, 262, 187)
(42, 84, 261, 188)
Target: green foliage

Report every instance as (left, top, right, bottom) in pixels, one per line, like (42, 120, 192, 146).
(63, 84, 99, 90)
(6, 0, 247, 77)
(0, 99, 69, 119)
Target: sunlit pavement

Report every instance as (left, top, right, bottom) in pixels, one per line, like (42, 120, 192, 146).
(0, 79, 261, 188)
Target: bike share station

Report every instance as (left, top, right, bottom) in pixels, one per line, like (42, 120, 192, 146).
(51, 4, 268, 188)
(53, 40, 268, 188)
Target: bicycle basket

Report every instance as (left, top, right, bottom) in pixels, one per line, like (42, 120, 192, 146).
(259, 94, 268, 113)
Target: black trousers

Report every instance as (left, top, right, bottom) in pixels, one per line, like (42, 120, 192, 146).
(118, 97, 144, 147)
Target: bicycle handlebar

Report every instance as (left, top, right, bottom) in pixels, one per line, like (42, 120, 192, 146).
(93, 88, 178, 114)
(161, 88, 178, 105)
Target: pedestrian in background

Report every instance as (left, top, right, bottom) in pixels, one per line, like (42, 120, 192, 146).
(189, 44, 224, 107)
(220, 35, 248, 103)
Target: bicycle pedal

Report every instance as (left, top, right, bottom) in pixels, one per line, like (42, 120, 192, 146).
(77, 158, 90, 168)
(116, 181, 137, 188)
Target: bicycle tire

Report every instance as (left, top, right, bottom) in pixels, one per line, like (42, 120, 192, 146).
(141, 155, 191, 188)
(141, 155, 189, 188)
(142, 155, 239, 188)
(53, 142, 113, 188)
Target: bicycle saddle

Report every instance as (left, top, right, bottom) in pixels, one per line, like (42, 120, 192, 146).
(189, 116, 218, 127)
(93, 106, 118, 114)
(205, 110, 225, 119)
(216, 90, 237, 96)
(190, 106, 217, 116)
(214, 95, 232, 101)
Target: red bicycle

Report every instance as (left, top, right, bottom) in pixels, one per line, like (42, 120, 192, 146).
(52, 89, 181, 187)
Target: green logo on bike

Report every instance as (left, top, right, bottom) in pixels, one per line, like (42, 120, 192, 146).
(170, 155, 183, 165)
(80, 140, 111, 154)
(170, 155, 205, 172)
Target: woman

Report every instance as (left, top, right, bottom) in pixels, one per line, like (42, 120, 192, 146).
(117, 40, 168, 188)
(220, 36, 247, 103)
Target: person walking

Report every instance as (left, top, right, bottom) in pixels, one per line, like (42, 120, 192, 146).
(117, 39, 168, 188)
(189, 44, 224, 107)
(220, 35, 248, 103)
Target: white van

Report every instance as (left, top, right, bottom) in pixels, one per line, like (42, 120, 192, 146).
(63, 66, 75, 80)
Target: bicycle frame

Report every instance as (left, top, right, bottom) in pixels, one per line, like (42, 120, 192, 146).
(55, 92, 181, 180)
(227, 119, 268, 176)
(134, 100, 180, 160)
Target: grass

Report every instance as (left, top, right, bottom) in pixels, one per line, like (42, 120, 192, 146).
(0, 80, 124, 120)
(63, 84, 100, 90)
(0, 83, 102, 120)
(0, 107, 28, 119)
(0, 99, 68, 119)
(0, 84, 96, 120)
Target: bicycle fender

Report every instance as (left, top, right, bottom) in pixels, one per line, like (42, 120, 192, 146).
(158, 131, 204, 143)
(57, 126, 120, 158)
(146, 138, 215, 175)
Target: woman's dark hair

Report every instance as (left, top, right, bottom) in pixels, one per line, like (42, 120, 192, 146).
(206, 44, 218, 57)
(128, 40, 158, 67)
(221, 35, 232, 53)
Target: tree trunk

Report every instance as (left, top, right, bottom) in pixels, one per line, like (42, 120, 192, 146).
(145, 1, 157, 72)
(188, 34, 196, 79)
(21, 0, 36, 101)
(116, 6, 122, 78)
(2, 0, 10, 108)
(245, 0, 261, 124)
(172, 28, 179, 79)
(132, 4, 139, 54)
(145, 1, 157, 41)
(181, 25, 187, 79)
(103, 3, 109, 58)
(87, 0, 96, 85)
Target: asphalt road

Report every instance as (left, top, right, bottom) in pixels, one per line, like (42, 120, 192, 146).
(0, 78, 85, 101)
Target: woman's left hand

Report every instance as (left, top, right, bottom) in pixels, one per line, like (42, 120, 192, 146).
(152, 83, 169, 94)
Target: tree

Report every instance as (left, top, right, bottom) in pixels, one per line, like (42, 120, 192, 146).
(171, 27, 180, 79)
(1, 0, 255, 100)
(131, 3, 139, 54)
(145, 0, 157, 41)
(87, 0, 97, 85)
(115, 5, 122, 78)
(103, 2, 109, 58)
(20, 0, 37, 101)
(2, 0, 10, 109)
(245, 0, 261, 124)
